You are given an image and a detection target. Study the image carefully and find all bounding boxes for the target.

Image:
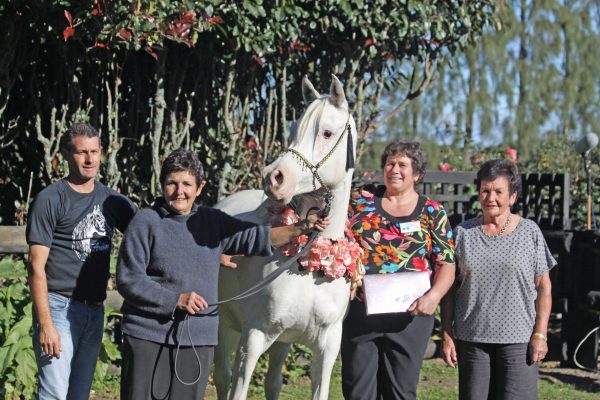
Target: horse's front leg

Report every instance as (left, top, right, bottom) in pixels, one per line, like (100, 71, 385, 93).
(214, 321, 240, 400)
(229, 328, 277, 400)
(265, 341, 291, 400)
(310, 322, 344, 400)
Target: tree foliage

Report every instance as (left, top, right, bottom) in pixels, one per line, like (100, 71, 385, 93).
(0, 0, 496, 223)
(385, 0, 600, 158)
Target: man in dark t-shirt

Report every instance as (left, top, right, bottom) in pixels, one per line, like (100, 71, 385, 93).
(26, 123, 136, 400)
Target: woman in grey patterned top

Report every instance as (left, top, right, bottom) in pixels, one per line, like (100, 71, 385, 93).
(441, 159, 556, 400)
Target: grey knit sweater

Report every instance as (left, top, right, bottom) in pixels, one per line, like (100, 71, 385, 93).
(117, 201, 273, 346)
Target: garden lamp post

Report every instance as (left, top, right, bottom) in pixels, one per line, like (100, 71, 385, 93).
(574, 133, 599, 230)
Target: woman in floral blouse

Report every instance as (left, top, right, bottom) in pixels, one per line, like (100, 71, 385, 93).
(342, 141, 456, 400)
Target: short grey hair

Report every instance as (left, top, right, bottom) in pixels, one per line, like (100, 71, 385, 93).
(160, 148, 204, 186)
(476, 159, 521, 195)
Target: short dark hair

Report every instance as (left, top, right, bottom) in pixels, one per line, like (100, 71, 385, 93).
(476, 159, 521, 195)
(60, 123, 100, 153)
(160, 148, 204, 186)
(380, 141, 427, 184)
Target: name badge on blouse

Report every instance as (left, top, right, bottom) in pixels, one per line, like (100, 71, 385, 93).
(399, 221, 421, 233)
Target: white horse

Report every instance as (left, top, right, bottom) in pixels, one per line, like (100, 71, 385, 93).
(214, 75, 357, 400)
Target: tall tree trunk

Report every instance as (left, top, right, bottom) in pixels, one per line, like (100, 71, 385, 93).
(150, 51, 167, 196)
(464, 46, 477, 157)
(217, 58, 239, 200)
(104, 62, 123, 189)
(560, 15, 572, 140)
(515, 0, 529, 153)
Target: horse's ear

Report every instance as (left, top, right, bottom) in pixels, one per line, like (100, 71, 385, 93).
(302, 75, 320, 104)
(329, 75, 348, 109)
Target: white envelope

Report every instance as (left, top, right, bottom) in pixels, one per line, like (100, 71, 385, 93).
(363, 272, 431, 315)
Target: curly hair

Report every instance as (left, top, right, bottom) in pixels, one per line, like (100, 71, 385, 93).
(476, 159, 521, 195)
(60, 123, 100, 153)
(380, 141, 427, 184)
(160, 148, 204, 186)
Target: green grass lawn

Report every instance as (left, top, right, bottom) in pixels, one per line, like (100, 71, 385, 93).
(198, 358, 598, 400)
(93, 358, 599, 399)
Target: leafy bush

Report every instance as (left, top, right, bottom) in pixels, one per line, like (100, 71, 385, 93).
(0, 257, 36, 400)
(0, 0, 497, 221)
(0, 256, 125, 399)
(436, 139, 600, 229)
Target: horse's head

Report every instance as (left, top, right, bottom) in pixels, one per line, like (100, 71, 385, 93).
(263, 75, 356, 205)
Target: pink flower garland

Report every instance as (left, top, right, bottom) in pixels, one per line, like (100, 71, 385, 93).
(269, 206, 363, 279)
(269, 207, 309, 257)
(299, 236, 363, 279)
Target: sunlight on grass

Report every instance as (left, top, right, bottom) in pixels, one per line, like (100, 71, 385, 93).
(98, 358, 599, 400)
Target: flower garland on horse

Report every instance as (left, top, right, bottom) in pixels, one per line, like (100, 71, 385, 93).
(269, 206, 364, 280)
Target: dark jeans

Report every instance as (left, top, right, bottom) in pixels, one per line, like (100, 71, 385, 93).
(341, 299, 434, 400)
(457, 340, 538, 400)
(121, 334, 214, 400)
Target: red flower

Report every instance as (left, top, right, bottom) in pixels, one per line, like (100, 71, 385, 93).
(424, 199, 440, 210)
(379, 224, 405, 241)
(439, 163, 454, 172)
(63, 10, 75, 41)
(412, 257, 429, 272)
(505, 147, 518, 163)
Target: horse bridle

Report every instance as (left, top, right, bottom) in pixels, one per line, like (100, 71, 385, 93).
(196, 113, 354, 307)
(283, 113, 353, 215)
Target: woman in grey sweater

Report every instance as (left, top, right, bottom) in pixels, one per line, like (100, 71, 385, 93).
(441, 159, 556, 400)
(117, 148, 328, 400)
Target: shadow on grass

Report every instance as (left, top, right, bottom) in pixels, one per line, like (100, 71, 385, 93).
(539, 371, 600, 394)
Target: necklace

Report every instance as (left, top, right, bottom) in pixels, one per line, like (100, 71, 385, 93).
(481, 214, 511, 238)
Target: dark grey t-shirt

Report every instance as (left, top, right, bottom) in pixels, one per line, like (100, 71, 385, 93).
(27, 179, 137, 302)
(453, 217, 557, 343)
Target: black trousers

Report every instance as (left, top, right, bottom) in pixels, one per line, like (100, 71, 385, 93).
(121, 334, 214, 400)
(457, 340, 538, 400)
(341, 299, 434, 400)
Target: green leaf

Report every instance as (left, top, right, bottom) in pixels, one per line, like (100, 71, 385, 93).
(2, 314, 32, 347)
(102, 336, 120, 361)
(369, 45, 377, 58)
(0, 346, 10, 375)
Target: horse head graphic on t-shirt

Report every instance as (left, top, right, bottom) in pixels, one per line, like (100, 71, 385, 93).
(72, 204, 109, 261)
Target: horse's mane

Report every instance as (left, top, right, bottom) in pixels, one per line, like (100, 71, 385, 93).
(291, 97, 328, 144)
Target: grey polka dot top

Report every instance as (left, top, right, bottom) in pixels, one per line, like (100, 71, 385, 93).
(453, 217, 557, 344)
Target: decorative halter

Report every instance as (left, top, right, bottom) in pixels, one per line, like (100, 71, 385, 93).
(283, 113, 354, 215)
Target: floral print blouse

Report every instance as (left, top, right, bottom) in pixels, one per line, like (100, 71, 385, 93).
(348, 184, 455, 274)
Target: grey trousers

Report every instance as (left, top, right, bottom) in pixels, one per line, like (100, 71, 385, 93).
(120, 334, 214, 400)
(457, 340, 538, 400)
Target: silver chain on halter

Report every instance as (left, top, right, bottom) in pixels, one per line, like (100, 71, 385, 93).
(283, 113, 351, 215)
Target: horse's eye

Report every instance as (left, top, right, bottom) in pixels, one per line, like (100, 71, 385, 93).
(323, 130, 333, 139)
